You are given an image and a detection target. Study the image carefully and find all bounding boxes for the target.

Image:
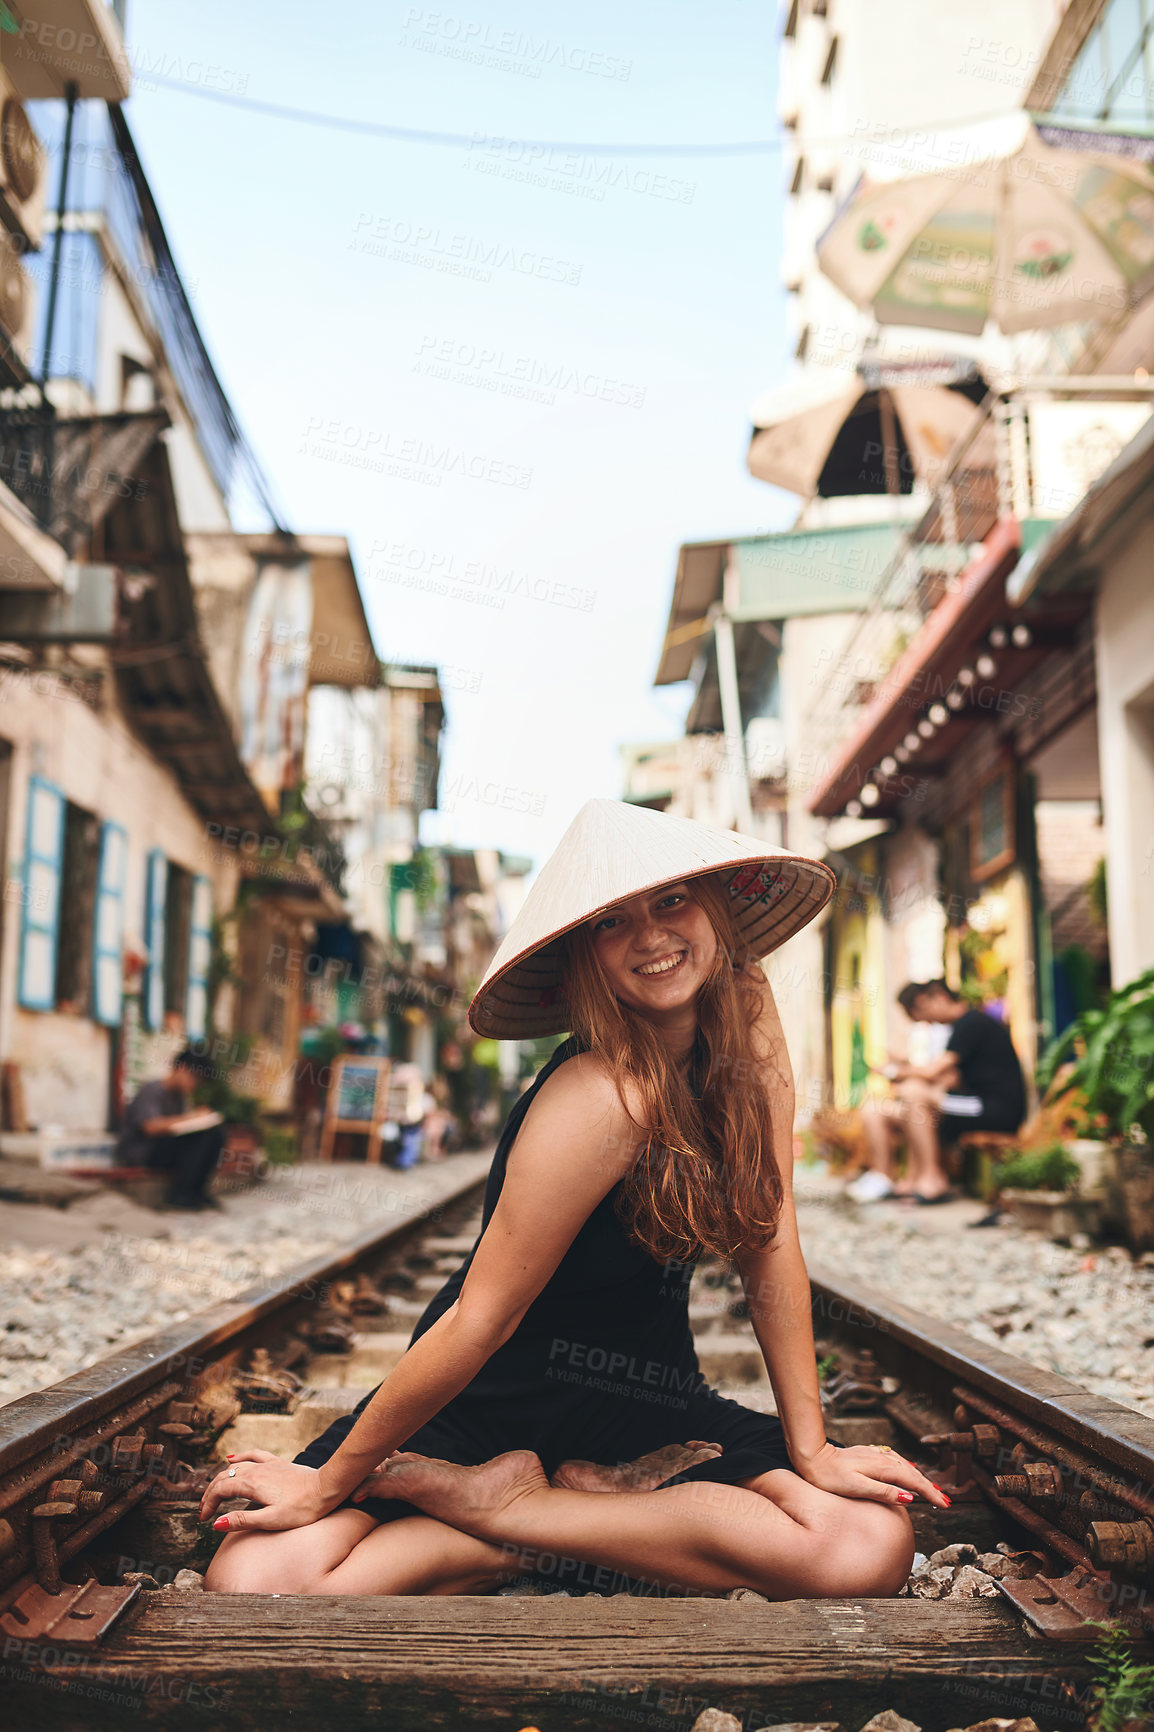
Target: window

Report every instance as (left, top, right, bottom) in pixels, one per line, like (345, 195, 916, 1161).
(141, 850, 166, 1029)
(789, 155, 805, 195)
(783, 0, 800, 39)
(54, 802, 100, 1012)
(1052, 0, 1154, 122)
(17, 780, 126, 1020)
(821, 35, 839, 83)
(163, 863, 193, 1021)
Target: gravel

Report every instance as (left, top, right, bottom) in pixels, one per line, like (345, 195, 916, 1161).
(3, 1154, 1153, 1427)
(0, 1154, 490, 1406)
(794, 1172, 1154, 1420)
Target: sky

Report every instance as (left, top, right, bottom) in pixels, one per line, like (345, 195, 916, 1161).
(123, 0, 797, 871)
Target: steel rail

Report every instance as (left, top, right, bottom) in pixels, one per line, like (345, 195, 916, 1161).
(0, 1163, 490, 1480)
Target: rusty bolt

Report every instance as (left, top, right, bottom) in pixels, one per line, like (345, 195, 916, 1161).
(48, 1478, 84, 1504)
(111, 1433, 146, 1474)
(32, 1502, 74, 1594)
(1086, 1520, 1154, 1573)
(921, 1423, 1000, 1457)
(158, 1422, 194, 1438)
(994, 1463, 1065, 1501)
(0, 1519, 16, 1558)
(142, 1442, 166, 1462)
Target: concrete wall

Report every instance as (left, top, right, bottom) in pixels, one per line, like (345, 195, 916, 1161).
(1095, 515, 1154, 983)
(0, 671, 239, 1129)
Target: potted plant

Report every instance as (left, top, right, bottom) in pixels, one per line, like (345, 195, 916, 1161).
(992, 1142, 1103, 1241)
(1038, 969, 1154, 1252)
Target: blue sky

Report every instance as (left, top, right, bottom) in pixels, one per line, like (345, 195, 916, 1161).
(124, 0, 795, 867)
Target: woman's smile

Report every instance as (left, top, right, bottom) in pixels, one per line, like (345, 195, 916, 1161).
(584, 883, 718, 1036)
(633, 949, 688, 978)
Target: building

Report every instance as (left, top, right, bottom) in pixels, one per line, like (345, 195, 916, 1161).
(0, 60, 402, 1142)
(785, 0, 1154, 1108)
(636, 0, 1154, 1126)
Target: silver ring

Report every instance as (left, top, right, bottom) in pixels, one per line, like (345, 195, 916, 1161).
(227, 1467, 236, 1478)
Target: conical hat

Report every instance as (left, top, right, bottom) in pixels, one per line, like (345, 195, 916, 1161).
(468, 799, 836, 1039)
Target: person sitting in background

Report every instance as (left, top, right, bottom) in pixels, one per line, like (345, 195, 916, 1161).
(116, 1049, 224, 1211)
(421, 1075, 455, 1162)
(847, 980, 1026, 1206)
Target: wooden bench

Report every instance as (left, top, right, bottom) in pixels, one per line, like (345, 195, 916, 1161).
(954, 1129, 1020, 1199)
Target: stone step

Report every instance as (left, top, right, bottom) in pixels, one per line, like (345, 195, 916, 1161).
(694, 1334, 768, 1385)
(217, 1387, 374, 1459)
(423, 1235, 478, 1254)
(311, 1331, 413, 1386)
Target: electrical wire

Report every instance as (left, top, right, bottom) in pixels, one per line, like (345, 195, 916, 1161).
(135, 74, 1025, 158)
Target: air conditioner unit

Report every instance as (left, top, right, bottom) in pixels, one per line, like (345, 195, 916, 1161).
(0, 71, 45, 250)
(0, 229, 35, 365)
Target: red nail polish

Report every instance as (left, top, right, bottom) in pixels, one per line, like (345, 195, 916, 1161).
(226, 1454, 235, 1460)
(896, 1491, 914, 1503)
(213, 1516, 230, 1531)
(940, 1493, 952, 1507)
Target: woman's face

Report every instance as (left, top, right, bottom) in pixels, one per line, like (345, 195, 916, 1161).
(585, 881, 719, 1019)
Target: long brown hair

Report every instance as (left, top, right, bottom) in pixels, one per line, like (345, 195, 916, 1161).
(560, 875, 784, 1264)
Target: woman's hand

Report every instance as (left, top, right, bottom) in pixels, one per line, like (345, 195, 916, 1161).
(199, 1449, 338, 1533)
(793, 1442, 949, 1508)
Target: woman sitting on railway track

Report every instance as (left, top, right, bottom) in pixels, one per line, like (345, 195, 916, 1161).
(202, 801, 946, 1600)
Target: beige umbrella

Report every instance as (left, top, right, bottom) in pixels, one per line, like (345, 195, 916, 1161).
(748, 363, 986, 497)
(817, 114, 1154, 337)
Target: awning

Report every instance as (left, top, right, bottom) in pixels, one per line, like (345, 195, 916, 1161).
(186, 532, 381, 690)
(655, 522, 904, 686)
(4, 1, 131, 101)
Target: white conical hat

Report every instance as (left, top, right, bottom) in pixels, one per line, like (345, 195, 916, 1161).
(468, 799, 836, 1039)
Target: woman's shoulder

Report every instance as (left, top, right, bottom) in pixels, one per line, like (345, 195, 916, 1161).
(530, 1043, 649, 1132)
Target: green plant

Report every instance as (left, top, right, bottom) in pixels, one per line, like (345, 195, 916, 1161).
(993, 1142, 1081, 1194)
(815, 1354, 839, 1383)
(1038, 968, 1154, 1143)
(261, 1124, 298, 1166)
(195, 1071, 262, 1129)
(1086, 1620, 1154, 1731)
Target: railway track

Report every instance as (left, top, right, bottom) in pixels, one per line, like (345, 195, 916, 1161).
(0, 1162, 1150, 1731)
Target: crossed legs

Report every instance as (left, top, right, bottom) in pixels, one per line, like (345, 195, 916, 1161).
(207, 1447, 913, 1601)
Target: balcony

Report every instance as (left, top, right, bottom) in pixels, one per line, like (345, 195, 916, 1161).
(802, 377, 1154, 817)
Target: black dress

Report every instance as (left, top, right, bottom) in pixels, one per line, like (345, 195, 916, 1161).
(294, 1035, 795, 1516)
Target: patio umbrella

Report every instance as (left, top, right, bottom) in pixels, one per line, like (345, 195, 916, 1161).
(817, 114, 1154, 336)
(747, 361, 987, 497)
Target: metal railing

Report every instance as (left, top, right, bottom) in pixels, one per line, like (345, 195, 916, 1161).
(801, 377, 1154, 768)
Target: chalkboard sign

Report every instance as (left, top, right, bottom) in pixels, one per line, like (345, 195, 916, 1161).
(336, 1062, 383, 1121)
(319, 1056, 392, 1162)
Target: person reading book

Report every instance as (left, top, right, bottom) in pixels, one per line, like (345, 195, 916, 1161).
(116, 1048, 224, 1211)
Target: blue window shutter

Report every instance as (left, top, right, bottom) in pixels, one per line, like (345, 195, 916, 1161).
(17, 777, 65, 1010)
(143, 849, 168, 1031)
(186, 874, 213, 1040)
(91, 822, 127, 1027)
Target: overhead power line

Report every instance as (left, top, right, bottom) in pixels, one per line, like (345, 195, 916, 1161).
(137, 74, 1025, 158)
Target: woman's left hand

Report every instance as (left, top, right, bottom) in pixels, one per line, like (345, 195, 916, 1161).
(793, 1441, 949, 1507)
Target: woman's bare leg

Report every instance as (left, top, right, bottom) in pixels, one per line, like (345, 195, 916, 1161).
(373, 1450, 914, 1598)
(206, 1509, 510, 1597)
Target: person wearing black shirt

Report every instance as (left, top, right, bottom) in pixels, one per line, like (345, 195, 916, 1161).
(116, 1048, 224, 1211)
(853, 980, 1026, 1205)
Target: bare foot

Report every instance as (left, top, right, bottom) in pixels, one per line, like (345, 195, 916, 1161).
(551, 1440, 723, 1492)
(367, 1449, 549, 1539)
